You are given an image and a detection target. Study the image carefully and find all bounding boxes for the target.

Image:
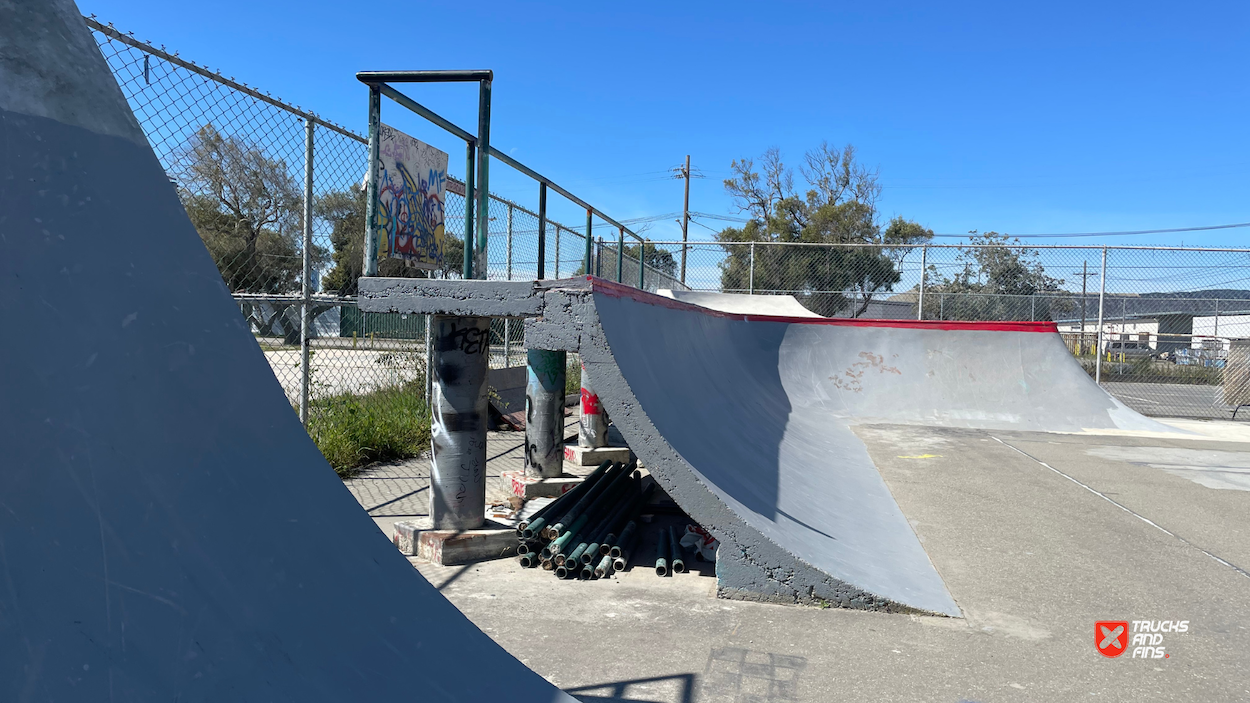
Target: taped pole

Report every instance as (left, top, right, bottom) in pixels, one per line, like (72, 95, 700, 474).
(616, 227, 624, 282)
(362, 85, 381, 276)
(1096, 246, 1107, 385)
(525, 349, 566, 478)
(584, 208, 593, 277)
(299, 119, 314, 425)
(537, 183, 547, 279)
(474, 77, 491, 280)
(429, 315, 490, 529)
(578, 362, 607, 449)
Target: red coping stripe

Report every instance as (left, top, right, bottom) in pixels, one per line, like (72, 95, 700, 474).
(585, 276, 1058, 333)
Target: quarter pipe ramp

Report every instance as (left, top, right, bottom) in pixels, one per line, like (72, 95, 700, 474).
(0, 3, 572, 700)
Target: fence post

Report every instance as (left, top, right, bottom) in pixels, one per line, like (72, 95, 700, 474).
(537, 182, 547, 279)
(616, 227, 624, 282)
(362, 86, 381, 276)
(917, 244, 927, 320)
(584, 209, 593, 277)
(940, 293, 944, 320)
(462, 142, 475, 279)
(554, 225, 561, 278)
(749, 243, 756, 294)
(504, 204, 513, 366)
(1215, 298, 1220, 337)
(299, 119, 314, 426)
(1031, 294, 1036, 321)
(1095, 246, 1108, 384)
(638, 239, 646, 289)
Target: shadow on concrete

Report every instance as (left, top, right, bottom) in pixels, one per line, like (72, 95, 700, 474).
(566, 673, 697, 703)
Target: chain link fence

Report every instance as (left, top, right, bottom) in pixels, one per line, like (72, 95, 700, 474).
(87, 17, 679, 471)
(88, 16, 1250, 431)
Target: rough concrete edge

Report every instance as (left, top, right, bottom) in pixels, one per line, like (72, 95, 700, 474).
(358, 278, 546, 316)
(524, 287, 939, 616)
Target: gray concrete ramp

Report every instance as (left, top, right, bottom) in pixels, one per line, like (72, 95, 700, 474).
(0, 3, 572, 700)
(657, 288, 824, 317)
(523, 280, 1183, 615)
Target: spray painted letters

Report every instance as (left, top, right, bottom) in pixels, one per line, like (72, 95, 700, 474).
(375, 124, 448, 270)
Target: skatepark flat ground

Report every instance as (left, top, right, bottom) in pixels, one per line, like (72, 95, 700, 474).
(350, 423, 1250, 702)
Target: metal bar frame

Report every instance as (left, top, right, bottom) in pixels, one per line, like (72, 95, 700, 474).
(299, 119, 314, 425)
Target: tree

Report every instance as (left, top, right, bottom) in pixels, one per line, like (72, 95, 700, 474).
(714, 143, 931, 316)
(318, 185, 464, 296)
(175, 124, 325, 293)
(623, 242, 676, 276)
(920, 232, 1072, 321)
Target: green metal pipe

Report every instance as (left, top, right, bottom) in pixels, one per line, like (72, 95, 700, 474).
(610, 521, 637, 559)
(584, 208, 593, 277)
(463, 142, 475, 279)
(518, 553, 537, 568)
(578, 564, 594, 580)
(533, 460, 612, 539)
(638, 238, 646, 289)
(581, 479, 644, 565)
(546, 462, 619, 538)
(655, 529, 670, 577)
(669, 526, 686, 573)
(594, 554, 613, 579)
(555, 564, 570, 579)
(541, 557, 555, 571)
(566, 540, 592, 566)
(616, 227, 624, 282)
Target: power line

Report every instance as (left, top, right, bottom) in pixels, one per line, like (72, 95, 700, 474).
(930, 222, 1250, 239)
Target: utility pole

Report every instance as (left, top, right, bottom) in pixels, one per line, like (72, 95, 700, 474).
(680, 155, 690, 285)
(1073, 261, 1098, 355)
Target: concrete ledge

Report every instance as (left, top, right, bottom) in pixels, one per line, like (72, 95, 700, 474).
(393, 518, 517, 565)
(501, 470, 583, 499)
(563, 443, 631, 466)
(358, 278, 549, 316)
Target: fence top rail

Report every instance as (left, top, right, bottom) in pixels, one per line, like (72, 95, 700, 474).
(85, 16, 365, 144)
(357, 70, 492, 84)
(646, 240, 1250, 254)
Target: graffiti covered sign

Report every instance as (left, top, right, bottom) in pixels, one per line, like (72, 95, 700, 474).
(375, 124, 448, 270)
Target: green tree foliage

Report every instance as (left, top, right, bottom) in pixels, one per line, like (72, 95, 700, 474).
(317, 185, 464, 295)
(176, 124, 326, 293)
(920, 232, 1072, 321)
(716, 143, 932, 316)
(624, 242, 676, 276)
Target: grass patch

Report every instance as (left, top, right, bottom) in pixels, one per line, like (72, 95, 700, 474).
(1077, 357, 1222, 386)
(566, 354, 582, 395)
(307, 381, 430, 477)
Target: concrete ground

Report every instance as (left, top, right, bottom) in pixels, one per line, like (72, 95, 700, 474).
(345, 422, 1250, 702)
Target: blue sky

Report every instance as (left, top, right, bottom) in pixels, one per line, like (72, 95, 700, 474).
(80, 0, 1249, 248)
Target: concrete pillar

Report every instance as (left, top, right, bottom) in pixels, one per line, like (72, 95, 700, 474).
(578, 362, 608, 449)
(525, 349, 566, 478)
(429, 315, 489, 529)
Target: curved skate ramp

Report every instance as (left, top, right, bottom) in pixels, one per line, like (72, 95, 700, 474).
(562, 280, 1178, 615)
(0, 3, 571, 701)
(656, 288, 824, 317)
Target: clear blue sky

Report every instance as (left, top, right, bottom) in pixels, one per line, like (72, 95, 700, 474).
(80, 0, 1249, 248)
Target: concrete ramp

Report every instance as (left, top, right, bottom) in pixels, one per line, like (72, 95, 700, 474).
(516, 279, 1182, 615)
(657, 288, 824, 317)
(0, 3, 572, 700)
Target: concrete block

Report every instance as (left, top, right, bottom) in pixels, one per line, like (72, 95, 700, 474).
(501, 469, 583, 499)
(392, 517, 517, 565)
(563, 443, 632, 466)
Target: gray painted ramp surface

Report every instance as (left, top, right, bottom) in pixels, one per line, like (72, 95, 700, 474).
(657, 288, 824, 317)
(0, 3, 570, 701)
(579, 282, 1178, 616)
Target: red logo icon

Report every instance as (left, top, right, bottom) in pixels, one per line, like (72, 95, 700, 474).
(1096, 621, 1129, 658)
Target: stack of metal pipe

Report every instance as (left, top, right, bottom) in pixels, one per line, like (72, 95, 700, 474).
(515, 460, 654, 580)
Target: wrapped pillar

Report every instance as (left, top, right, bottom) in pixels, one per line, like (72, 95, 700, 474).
(429, 315, 489, 529)
(578, 362, 608, 449)
(525, 349, 566, 478)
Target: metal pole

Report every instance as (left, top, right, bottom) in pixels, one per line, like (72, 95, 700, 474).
(299, 119, 314, 426)
(474, 78, 491, 280)
(363, 86, 381, 276)
(537, 183, 547, 279)
(917, 244, 926, 320)
(584, 209, 593, 277)
(940, 293, 945, 320)
(638, 239, 646, 289)
(1031, 294, 1036, 321)
(748, 243, 756, 294)
(429, 315, 490, 529)
(1096, 246, 1107, 384)
(681, 154, 690, 285)
(616, 227, 624, 283)
(525, 349, 566, 478)
(1215, 298, 1220, 337)
(555, 226, 561, 278)
(1080, 261, 1088, 355)
(505, 204, 513, 366)
(462, 142, 475, 279)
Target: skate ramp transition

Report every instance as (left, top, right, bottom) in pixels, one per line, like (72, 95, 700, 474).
(572, 282, 1176, 615)
(656, 288, 824, 317)
(362, 276, 1177, 616)
(0, 3, 573, 701)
